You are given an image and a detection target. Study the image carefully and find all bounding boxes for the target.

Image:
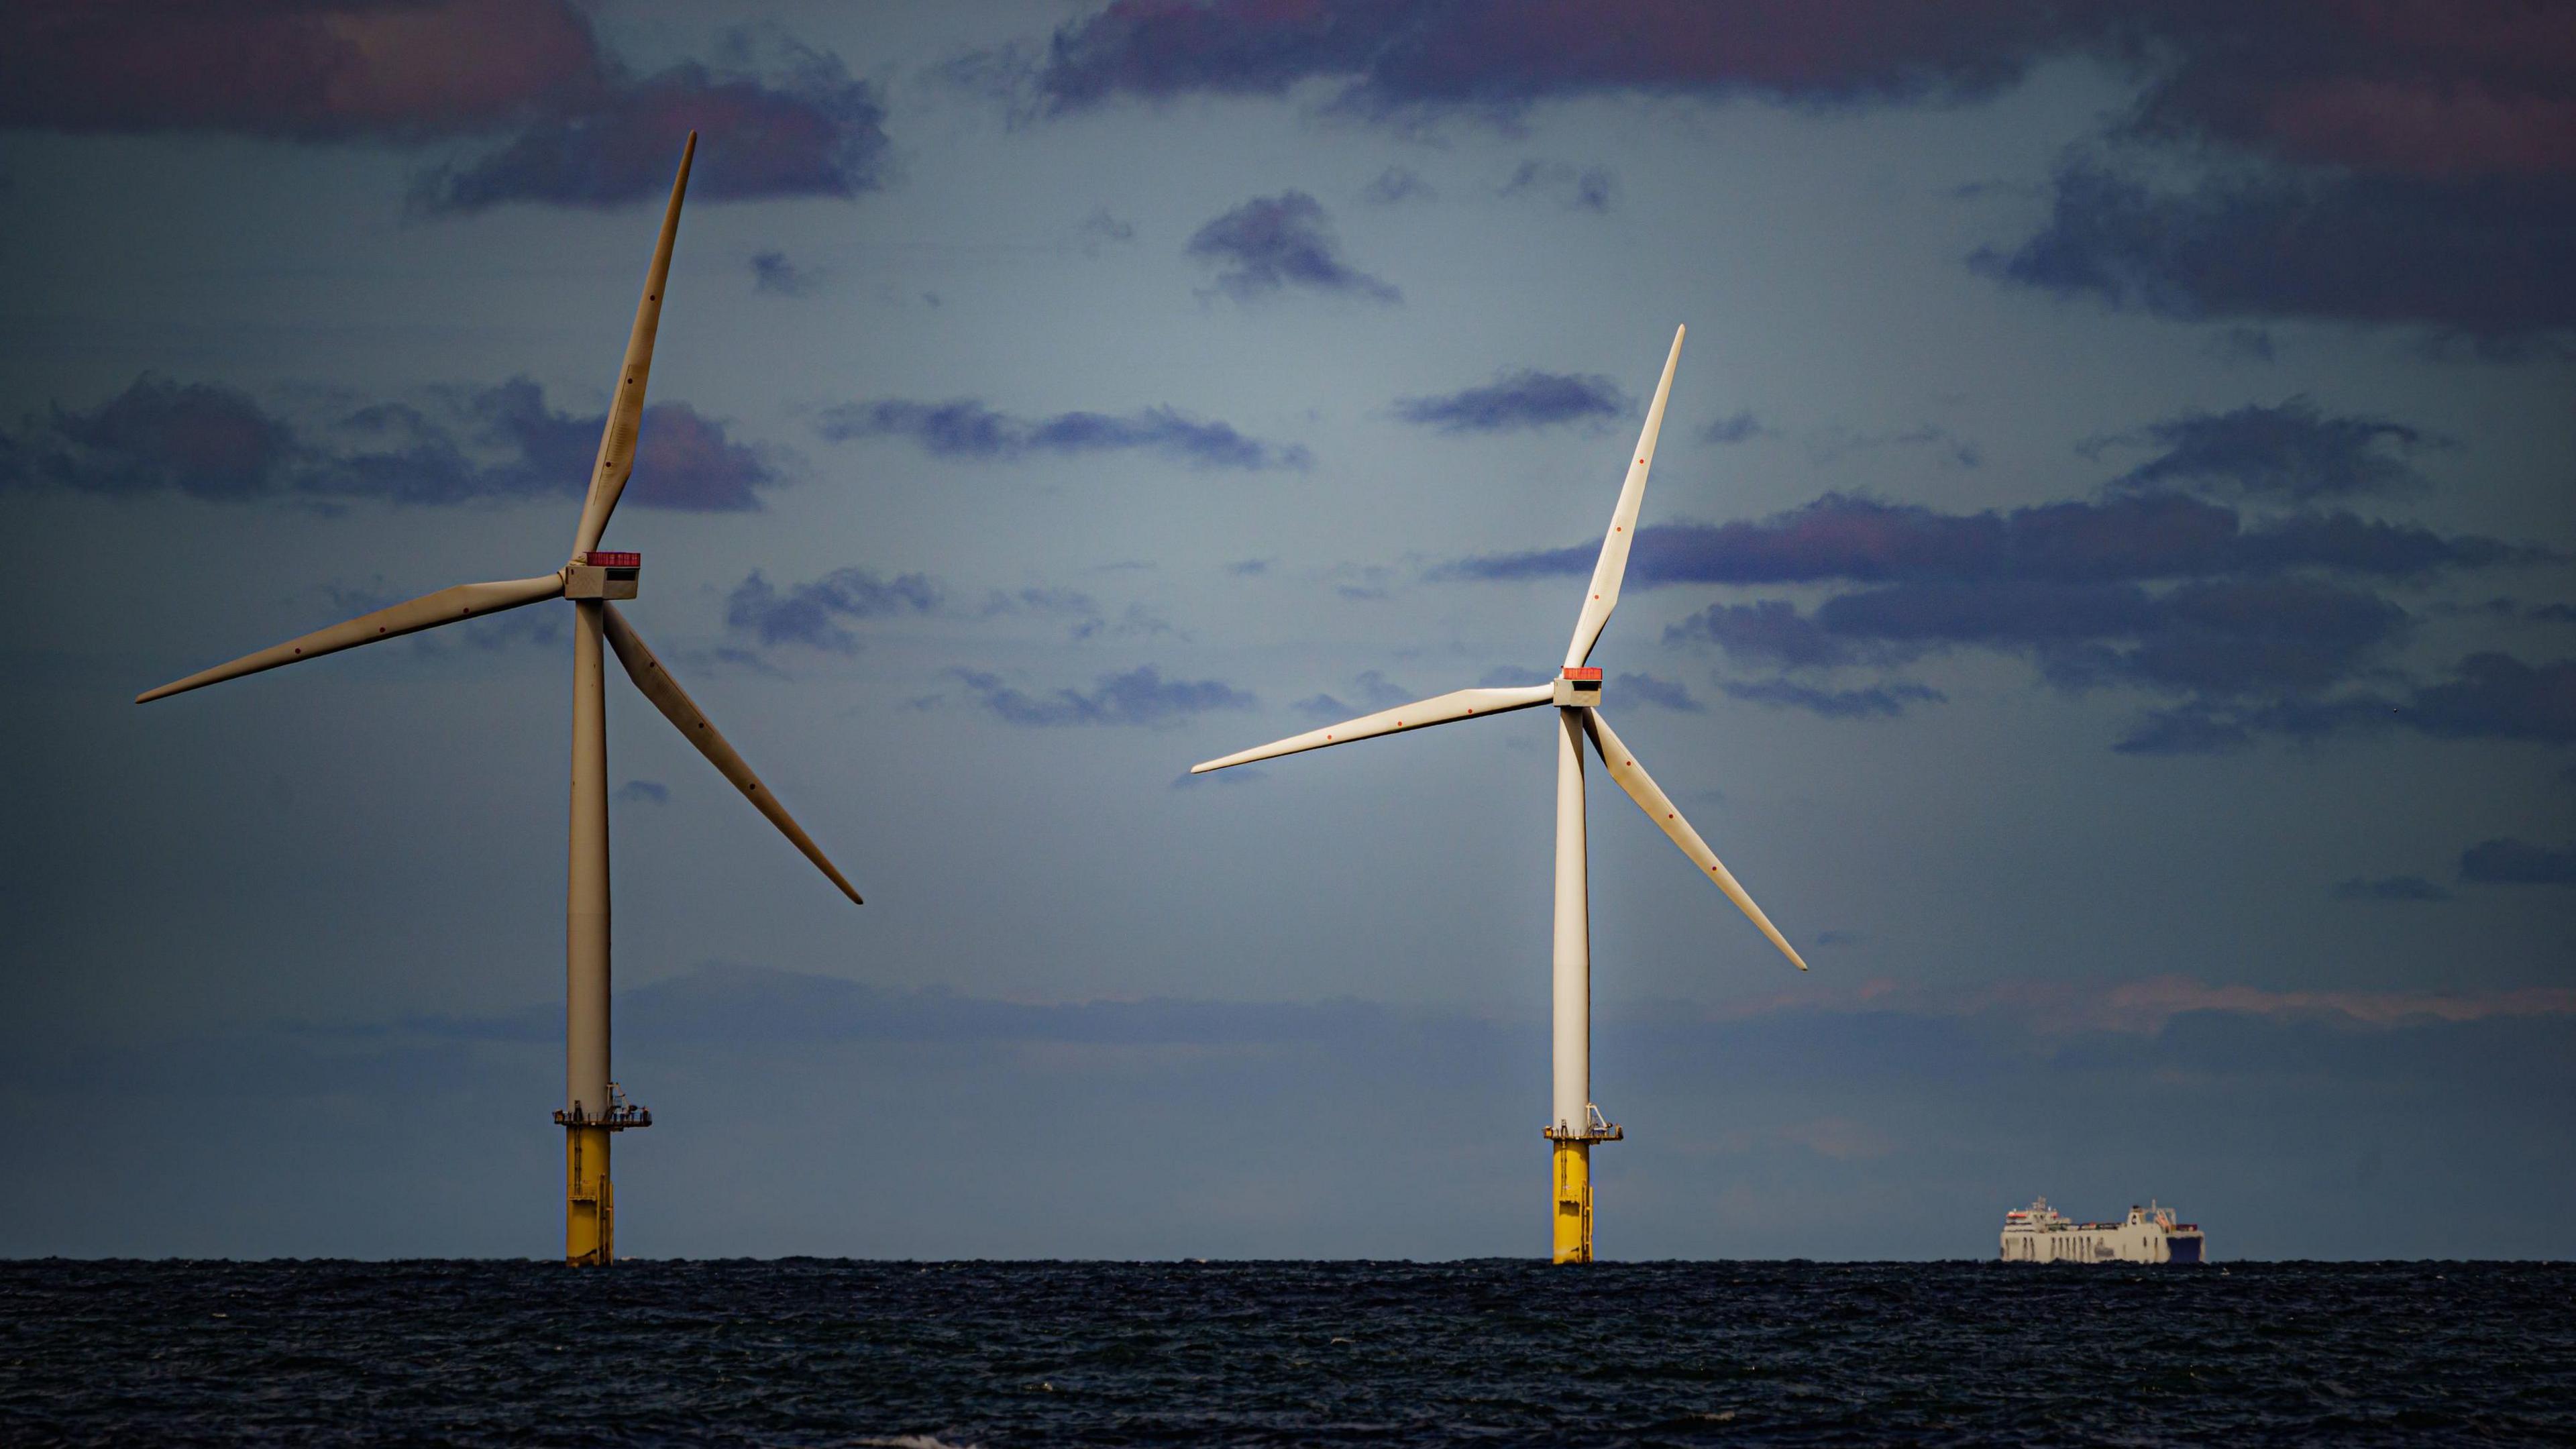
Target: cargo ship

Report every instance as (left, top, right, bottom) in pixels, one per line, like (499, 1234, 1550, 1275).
(2000, 1197, 2205, 1263)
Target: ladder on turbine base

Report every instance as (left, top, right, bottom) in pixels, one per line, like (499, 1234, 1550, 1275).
(1545, 1106, 1623, 1263)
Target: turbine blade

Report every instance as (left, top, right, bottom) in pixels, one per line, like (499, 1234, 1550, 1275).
(569, 132, 696, 559)
(1582, 708, 1808, 971)
(1564, 324, 1684, 669)
(1190, 684, 1552, 773)
(602, 604, 862, 905)
(136, 574, 565, 704)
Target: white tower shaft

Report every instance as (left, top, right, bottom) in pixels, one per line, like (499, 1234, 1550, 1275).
(567, 600, 612, 1119)
(1550, 706, 1590, 1136)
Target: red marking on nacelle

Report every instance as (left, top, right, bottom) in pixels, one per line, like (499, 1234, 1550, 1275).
(1562, 667, 1603, 682)
(584, 551, 642, 568)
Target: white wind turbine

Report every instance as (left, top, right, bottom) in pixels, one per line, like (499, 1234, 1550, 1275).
(1189, 327, 1808, 1263)
(136, 135, 861, 1265)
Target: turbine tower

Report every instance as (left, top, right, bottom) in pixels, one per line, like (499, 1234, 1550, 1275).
(1189, 326, 1808, 1263)
(136, 135, 862, 1265)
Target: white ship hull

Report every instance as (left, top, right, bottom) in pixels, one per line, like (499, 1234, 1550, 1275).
(2000, 1199, 2205, 1264)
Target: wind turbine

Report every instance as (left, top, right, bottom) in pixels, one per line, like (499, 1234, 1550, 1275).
(1189, 326, 1808, 1263)
(135, 134, 861, 1265)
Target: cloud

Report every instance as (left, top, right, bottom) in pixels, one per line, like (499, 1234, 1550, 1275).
(999, 2, 2576, 341)
(749, 250, 817, 297)
(1019, 0, 2080, 119)
(1718, 678, 1945, 720)
(1976, 162, 2576, 347)
(816, 398, 1310, 472)
(407, 50, 889, 213)
(1361, 166, 1434, 205)
(716, 566, 1179, 655)
(1485, 478, 2555, 751)
(2331, 875, 2450, 902)
(1613, 673, 1702, 712)
(2114, 653, 2576, 754)
(2459, 838, 2576, 887)
(615, 780, 670, 806)
(0, 375, 777, 511)
(1391, 370, 1627, 433)
(1701, 411, 1771, 445)
(0, 3, 890, 211)
(1670, 600, 1887, 672)
(725, 569, 942, 652)
(951, 665, 1255, 728)
(2090, 396, 2440, 502)
(1184, 192, 1399, 303)
(1475, 492, 2538, 592)
(1499, 160, 1615, 212)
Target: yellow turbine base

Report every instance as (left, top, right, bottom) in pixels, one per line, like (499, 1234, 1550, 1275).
(1552, 1141, 1593, 1263)
(565, 1125, 614, 1265)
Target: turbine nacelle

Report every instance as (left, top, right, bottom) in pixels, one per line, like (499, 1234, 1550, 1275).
(564, 551, 642, 600)
(1551, 667, 1603, 707)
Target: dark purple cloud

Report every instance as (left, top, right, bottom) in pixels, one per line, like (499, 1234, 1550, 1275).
(727, 569, 943, 653)
(1, 3, 890, 211)
(2460, 837, 2576, 886)
(1569, 482, 2554, 739)
(818, 398, 1309, 472)
(1, 375, 776, 511)
(1392, 370, 1627, 434)
(2092, 397, 2440, 502)
(614, 780, 670, 806)
(1003, 3, 2576, 341)
(408, 54, 888, 213)
(2116, 653, 2576, 754)
(1974, 164, 2576, 346)
(953, 665, 1254, 727)
(1024, 0, 2076, 118)
(2402, 653, 2576, 745)
(1185, 192, 1399, 303)
(2332, 875, 2451, 902)
(1468, 492, 2541, 590)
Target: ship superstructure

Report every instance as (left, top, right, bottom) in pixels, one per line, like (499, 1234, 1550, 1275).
(2000, 1198, 2205, 1263)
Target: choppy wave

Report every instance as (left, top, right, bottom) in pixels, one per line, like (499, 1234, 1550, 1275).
(3, 1260, 2569, 1444)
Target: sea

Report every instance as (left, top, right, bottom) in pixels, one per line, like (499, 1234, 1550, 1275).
(3, 1260, 2571, 1445)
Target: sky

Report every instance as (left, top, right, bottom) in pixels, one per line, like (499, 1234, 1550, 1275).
(1, 0, 2571, 1262)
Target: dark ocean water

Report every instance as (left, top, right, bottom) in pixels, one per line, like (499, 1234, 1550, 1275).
(3, 1260, 2571, 1446)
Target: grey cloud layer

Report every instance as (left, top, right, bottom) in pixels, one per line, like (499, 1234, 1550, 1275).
(1451, 476, 2556, 748)
(2091, 397, 2441, 502)
(818, 399, 1310, 472)
(1012, 1, 2576, 343)
(951, 665, 1254, 727)
(1393, 370, 1627, 433)
(1185, 192, 1399, 303)
(0, 376, 775, 511)
(3, 3, 890, 211)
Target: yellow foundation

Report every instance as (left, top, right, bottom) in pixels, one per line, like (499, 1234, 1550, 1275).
(565, 1125, 614, 1265)
(1552, 1140, 1593, 1263)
